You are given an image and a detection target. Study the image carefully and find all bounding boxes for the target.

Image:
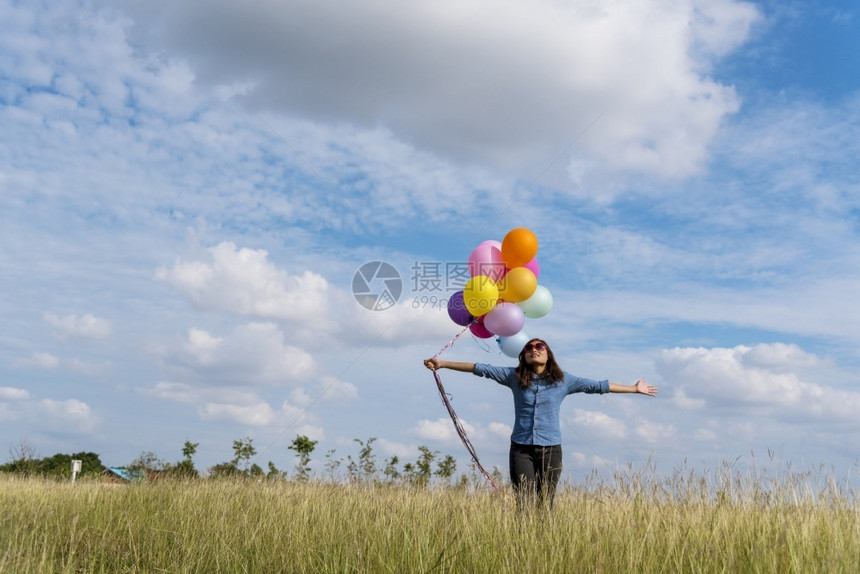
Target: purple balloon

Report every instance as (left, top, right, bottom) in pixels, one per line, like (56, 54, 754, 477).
(483, 302, 525, 337)
(447, 291, 473, 326)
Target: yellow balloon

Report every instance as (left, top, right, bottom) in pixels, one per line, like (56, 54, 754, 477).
(497, 267, 537, 303)
(462, 275, 499, 317)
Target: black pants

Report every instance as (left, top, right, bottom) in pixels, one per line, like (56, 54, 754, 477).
(509, 442, 563, 508)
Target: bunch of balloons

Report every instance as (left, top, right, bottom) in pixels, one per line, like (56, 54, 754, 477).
(446, 227, 554, 357)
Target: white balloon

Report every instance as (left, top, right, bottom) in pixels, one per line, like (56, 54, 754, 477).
(497, 330, 531, 358)
(518, 285, 553, 319)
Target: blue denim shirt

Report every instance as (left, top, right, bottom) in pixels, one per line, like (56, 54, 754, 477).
(473, 363, 609, 446)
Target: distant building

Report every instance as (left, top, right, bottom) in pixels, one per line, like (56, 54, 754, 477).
(101, 467, 145, 482)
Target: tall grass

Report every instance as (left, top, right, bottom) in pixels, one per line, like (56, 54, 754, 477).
(2, 463, 858, 573)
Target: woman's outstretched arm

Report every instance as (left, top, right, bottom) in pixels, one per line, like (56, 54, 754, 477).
(609, 378, 658, 396)
(424, 358, 476, 373)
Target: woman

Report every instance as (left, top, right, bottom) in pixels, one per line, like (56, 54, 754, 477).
(424, 338, 658, 507)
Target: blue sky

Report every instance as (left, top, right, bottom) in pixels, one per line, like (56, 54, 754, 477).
(2, 0, 859, 484)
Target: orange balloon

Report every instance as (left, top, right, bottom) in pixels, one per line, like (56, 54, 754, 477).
(501, 228, 538, 268)
(498, 266, 537, 303)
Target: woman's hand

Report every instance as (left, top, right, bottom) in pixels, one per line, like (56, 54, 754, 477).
(424, 357, 443, 371)
(635, 378, 659, 397)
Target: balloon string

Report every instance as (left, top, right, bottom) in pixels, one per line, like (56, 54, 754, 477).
(432, 325, 499, 491)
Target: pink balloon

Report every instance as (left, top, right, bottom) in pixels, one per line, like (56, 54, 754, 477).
(523, 258, 540, 280)
(499, 257, 539, 281)
(483, 302, 525, 337)
(468, 240, 506, 282)
(469, 316, 494, 339)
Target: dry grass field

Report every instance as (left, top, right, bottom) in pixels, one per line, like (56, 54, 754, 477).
(2, 464, 858, 573)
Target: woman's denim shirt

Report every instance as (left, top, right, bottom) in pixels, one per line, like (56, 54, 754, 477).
(473, 363, 609, 446)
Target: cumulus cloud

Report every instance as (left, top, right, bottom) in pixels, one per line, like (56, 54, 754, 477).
(144, 381, 262, 405)
(124, 0, 759, 178)
(163, 322, 315, 386)
(413, 416, 477, 444)
(37, 398, 98, 433)
(197, 397, 311, 427)
(145, 381, 313, 428)
(0, 387, 30, 400)
(15, 352, 60, 369)
(571, 408, 628, 440)
(487, 422, 512, 441)
(155, 242, 331, 323)
(315, 376, 359, 403)
(657, 343, 860, 422)
(198, 402, 276, 426)
(155, 241, 459, 347)
(44, 313, 112, 340)
(375, 439, 411, 459)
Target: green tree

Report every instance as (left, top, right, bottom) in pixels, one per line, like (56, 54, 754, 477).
(231, 437, 256, 473)
(207, 462, 240, 478)
(1, 439, 39, 475)
(129, 451, 168, 473)
(267, 461, 285, 479)
(31, 452, 104, 479)
(324, 449, 342, 480)
(171, 440, 199, 478)
(435, 454, 457, 484)
(405, 446, 437, 487)
(346, 437, 377, 483)
(383, 455, 401, 483)
(288, 435, 318, 482)
(208, 437, 257, 478)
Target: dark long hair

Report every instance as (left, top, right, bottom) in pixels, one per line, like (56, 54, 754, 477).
(515, 338, 564, 389)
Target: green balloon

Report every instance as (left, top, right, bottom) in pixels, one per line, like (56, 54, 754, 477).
(517, 285, 553, 319)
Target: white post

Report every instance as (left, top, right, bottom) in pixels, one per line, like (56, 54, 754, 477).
(71, 459, 82, 483)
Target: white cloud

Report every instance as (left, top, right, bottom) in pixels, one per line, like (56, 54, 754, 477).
(163, 322, 315, 386)
(0, 403, 19, 422)
(413, 416, 478, 444)
(289, 388, 313, 407)
(37, 398, 98, 433)
(315, 376, 359, 403)
(143, 381, 262, 405)
(125, 0, 760, 178)
(378, 438, 417, 459)
(155, 242, 331, 323)
(66, 358, 112, 376)
(672, 388, 706, 411)
(487, 422, 512, 441)
(15, 352, 60, 369)
(0, 387, 30, 400)
(155, 241, 459, 348)
(292, 425, 325, 442)
(656, 344, 860, 423)
(571, 408, 628, 440)
(198, 402, 275, 426)
(692, 428, 717, 442)
(44, 313, 112, 340)
(634, 419, 677, 446)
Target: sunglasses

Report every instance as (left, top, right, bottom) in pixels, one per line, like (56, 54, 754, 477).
(524, 342, 547, 352)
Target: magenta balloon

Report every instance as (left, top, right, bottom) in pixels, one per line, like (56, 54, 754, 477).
(523, 258, 540, 280)
(470, 316, 494, 339)
(483, 302, 525, 337)
(446, 291, 473, 326)
(468, 240, 506, 282)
